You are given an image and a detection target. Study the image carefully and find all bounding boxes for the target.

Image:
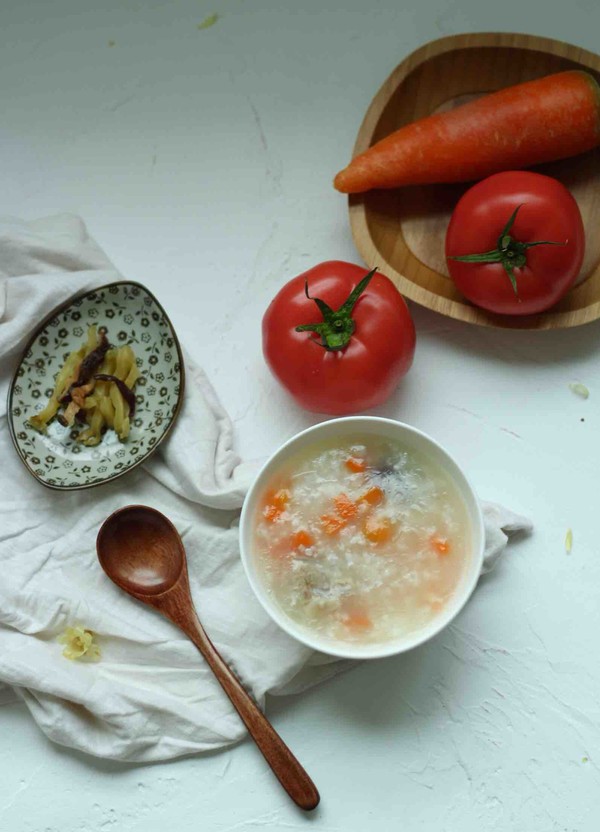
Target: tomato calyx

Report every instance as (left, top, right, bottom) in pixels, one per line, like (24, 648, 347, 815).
(295, 267, 377, 350)
(449, 204, 566, 295)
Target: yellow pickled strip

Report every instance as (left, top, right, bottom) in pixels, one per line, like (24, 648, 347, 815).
(80, 407, 103, 446)
(99, 394, 115, 429)
(28, 348, 85, 432)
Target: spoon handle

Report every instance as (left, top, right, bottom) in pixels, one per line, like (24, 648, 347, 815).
(183, 609, 320, 811)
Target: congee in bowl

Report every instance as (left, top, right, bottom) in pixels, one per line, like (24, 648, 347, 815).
(240, 418, 484, 659)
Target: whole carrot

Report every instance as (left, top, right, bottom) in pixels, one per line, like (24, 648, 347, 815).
(334, 71, 600, 193)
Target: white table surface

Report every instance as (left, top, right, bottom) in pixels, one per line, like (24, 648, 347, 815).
(2, 1, 600, 830)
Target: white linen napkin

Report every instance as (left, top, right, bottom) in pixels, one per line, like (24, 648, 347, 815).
(0, 215, 532, 762)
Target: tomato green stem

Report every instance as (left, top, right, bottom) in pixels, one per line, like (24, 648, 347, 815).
(295, 268, 377, 350)
(449, 204, 566, 295)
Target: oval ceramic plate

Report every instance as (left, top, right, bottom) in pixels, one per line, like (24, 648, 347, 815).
(348, 32, 600, 329)
(8, 281, 184, 490)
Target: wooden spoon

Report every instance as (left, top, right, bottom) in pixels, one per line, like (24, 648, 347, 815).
(96, 505, 320, 811)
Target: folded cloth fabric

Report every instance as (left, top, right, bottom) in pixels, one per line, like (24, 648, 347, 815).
(0, 215, 533, 762)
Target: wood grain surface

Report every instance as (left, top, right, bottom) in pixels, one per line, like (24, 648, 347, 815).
(348, 32, 600, 329)
(97, 506, 320, 812)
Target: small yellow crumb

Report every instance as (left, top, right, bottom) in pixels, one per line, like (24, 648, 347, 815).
(565, 528, 573, 554)
(58, 626, 101, 662)
(582, 756, 589, 763)
(569, 382, 589, 399)
(197, 13, 218, 30)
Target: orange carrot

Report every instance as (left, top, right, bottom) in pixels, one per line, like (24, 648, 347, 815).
(263, 504, 282, 523)
(358, 486, 384, 506)
(363, 515, 392, 544)
(262, 487, 290, 523)
(334, 71, 600, 194)
(431, 536, 450, 555)
(345, 612, 372, 631)
(291, 530, 314, 549)
(271, 489, 290, 508)
(333, 493, 358, 520)
(343, 608, 372, 631)
(345, 456, 366, 473)
(321, 514, 346, 536)
(268, 530, 315, 559)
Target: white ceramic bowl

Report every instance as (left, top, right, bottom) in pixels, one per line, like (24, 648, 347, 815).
(239, 417, 485, 660)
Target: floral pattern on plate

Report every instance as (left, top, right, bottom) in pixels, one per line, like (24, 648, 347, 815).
(8, 281, 184, 490)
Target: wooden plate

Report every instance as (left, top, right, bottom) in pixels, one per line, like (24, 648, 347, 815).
(348, 32, 600, 329)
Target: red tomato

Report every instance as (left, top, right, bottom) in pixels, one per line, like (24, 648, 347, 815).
(445, 171, 585, 315)
(262, 261, 415, 414)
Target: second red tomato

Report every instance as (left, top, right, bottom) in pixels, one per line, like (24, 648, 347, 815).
(445, 171, 585, 315)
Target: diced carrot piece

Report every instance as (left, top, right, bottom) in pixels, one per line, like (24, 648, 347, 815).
(333, 493, 358, 519)
(263, 504, 282, 523)
(431, 536, 450, 555)
(272, 488, 290, 509)
(359, 486, 384, 506)
(291, 530, 314, 549)
(321, 514, 346, 535)
(345, 456, 366, 473)
(363, 516, 392, 544)
(343, 609, 372, 630)
(261, 487, 291, 523)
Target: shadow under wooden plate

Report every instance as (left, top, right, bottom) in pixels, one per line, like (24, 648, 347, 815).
(348, 32, 600, 329)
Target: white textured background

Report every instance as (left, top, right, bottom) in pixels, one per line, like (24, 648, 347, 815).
(2, 1, 600, 830)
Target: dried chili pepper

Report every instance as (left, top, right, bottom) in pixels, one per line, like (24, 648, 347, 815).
(60, 330, 111, 404)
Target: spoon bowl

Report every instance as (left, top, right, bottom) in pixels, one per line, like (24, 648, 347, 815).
(97, 505, 319, 812)
(97, 506, 184, 596)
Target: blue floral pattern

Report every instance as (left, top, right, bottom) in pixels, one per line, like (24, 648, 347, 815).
(8, 282, 184, 489)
